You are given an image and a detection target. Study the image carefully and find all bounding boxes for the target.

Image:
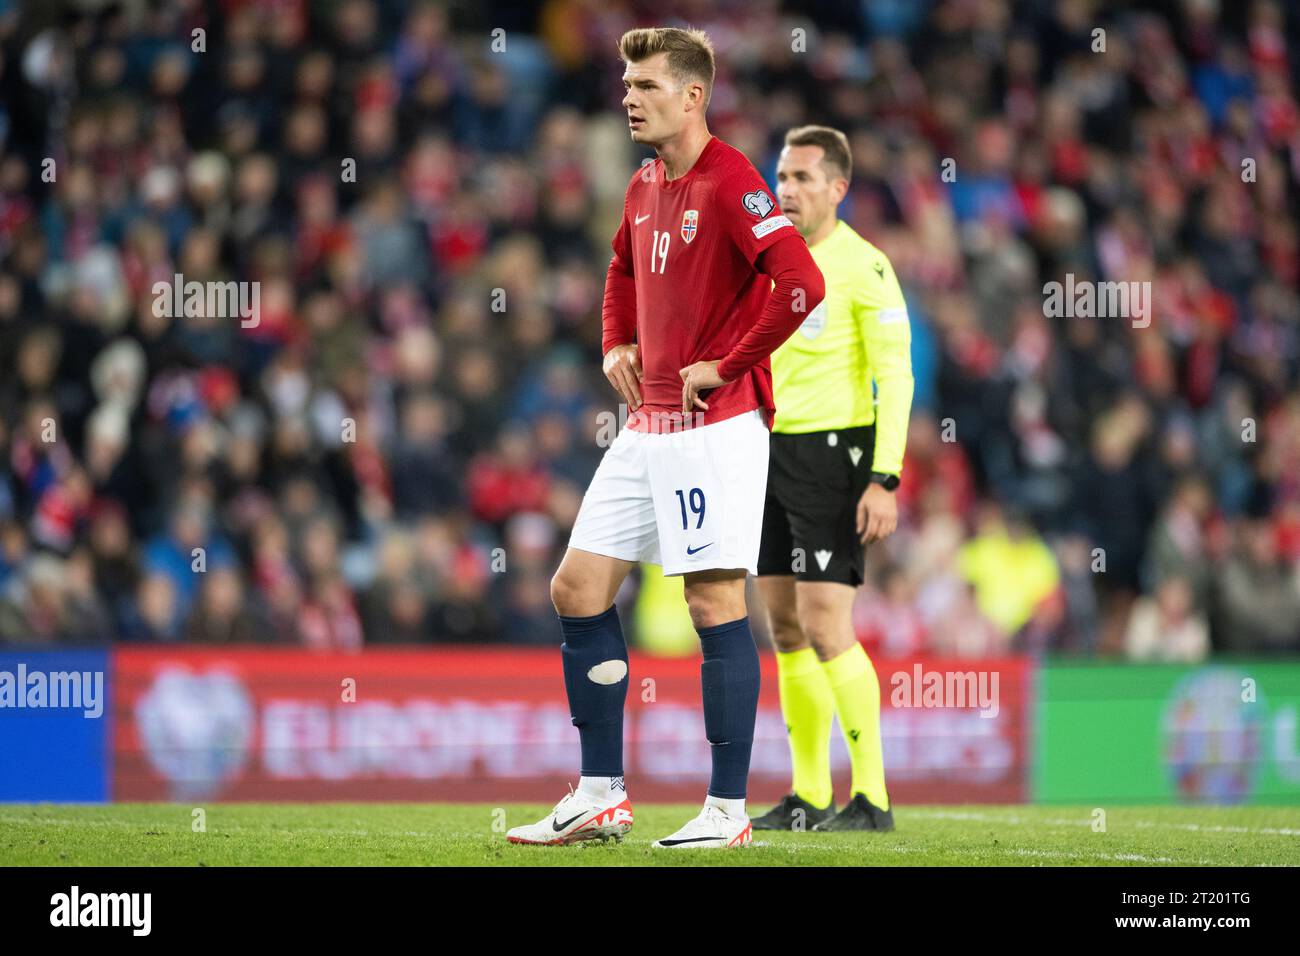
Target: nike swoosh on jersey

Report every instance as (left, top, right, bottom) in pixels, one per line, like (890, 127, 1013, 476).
(634, 212, 650, 225)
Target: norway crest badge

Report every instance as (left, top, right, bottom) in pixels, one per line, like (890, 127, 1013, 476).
(681, 209, 699, 244)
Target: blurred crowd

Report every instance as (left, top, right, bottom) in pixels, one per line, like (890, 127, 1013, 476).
(0, 0, 1298, 659)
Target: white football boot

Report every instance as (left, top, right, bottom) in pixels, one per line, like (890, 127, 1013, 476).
(506, 787, 634, 845)
(652, 804, 752, 849)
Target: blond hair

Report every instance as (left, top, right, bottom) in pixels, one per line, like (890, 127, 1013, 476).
(618, 27, 715, 108)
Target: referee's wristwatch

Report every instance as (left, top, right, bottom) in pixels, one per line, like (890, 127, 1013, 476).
(868, 471, 900, 492)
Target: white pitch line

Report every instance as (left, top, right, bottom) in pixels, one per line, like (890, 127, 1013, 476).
(908, 809, 1300, 837)
(758, 841, 1209, 865)
(0, 815, 444, 839)
(907, 810, 1096, 827)
(1131, 820, 1300, 836)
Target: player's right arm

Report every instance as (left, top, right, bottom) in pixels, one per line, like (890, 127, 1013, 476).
(601, 195, 643, 410)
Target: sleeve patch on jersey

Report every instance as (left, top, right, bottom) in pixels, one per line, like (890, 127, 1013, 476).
(878, 306, 909, 325)
(741, 190, 775, 218)
(751, 215, 792, 239)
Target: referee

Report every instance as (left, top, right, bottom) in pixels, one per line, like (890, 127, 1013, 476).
(753, 126, 914, 832)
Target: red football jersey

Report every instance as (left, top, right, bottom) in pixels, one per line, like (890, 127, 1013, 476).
(603, 136, 798, 432)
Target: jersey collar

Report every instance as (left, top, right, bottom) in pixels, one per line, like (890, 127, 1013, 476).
(658, 135, 718, 190)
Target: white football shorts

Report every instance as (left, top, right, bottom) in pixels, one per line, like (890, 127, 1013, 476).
(568, 408, 770, 576)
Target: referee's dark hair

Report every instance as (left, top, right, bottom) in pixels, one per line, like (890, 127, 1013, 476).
(784, 125, 852, 184)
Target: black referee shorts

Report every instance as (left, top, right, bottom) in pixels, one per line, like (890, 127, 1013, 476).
(757, 424, 875, 586)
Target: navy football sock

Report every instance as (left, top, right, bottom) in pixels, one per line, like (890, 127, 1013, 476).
(559, 605, 629, 777)
(698, 616, 761, 799)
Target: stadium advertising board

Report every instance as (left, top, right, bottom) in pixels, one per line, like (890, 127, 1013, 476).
(1034, 663, 1300, 805)
(111, 647, 1031, 803)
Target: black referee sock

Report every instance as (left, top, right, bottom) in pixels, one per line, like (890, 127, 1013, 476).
(559, 605, 630, 777)
(698, 616, 761, 799)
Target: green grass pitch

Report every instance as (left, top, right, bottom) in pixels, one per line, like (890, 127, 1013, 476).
(2, 804, 1298, 866)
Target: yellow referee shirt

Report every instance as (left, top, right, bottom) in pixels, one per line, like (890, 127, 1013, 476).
(771, 220, 914, 475)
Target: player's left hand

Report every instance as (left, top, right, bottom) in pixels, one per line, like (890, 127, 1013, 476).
(856, 483, 898, 544)
(679, 360, 728, 414)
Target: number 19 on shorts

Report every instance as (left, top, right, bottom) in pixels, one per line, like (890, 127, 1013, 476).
(675, 488, 705, 529)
